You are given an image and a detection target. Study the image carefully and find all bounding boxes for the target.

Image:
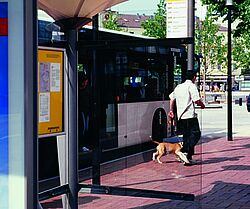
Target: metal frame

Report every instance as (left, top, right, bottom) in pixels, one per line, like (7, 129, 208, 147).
(226, 2, 233, 141)
(65, 29, 79, 208)
(39, 185, 70, 201)
(24, 0, 38, 208)
(187, 0, 195, 72)
(77, 37, 193, 49)
(37, 46, 67, 137)
(38, 39, 196, 209)
(79, 184, 195, 201)
(39, 182, 195, 204)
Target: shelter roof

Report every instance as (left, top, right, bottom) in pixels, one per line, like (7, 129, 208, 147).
(38, 0, 128, 29)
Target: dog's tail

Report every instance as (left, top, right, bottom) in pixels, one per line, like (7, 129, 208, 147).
(149, 136, 160, 145)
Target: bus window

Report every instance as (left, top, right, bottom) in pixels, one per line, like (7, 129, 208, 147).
(112, 48, 167, 103)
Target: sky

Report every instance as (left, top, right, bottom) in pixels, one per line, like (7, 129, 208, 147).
(112, 0, 207, 19)
(38, 0, 207, 21)
(111, 0, 158, 15)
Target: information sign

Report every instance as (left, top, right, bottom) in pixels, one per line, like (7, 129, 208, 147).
(166, 0, 188, 38)
(38, 48, 64, 135)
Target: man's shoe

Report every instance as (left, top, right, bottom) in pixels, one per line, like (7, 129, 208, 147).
(176, 151, 190, 164)
(184, 159, 200, 166)
(183, 162, 193, 166)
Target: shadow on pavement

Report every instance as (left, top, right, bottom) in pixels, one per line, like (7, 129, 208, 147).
(201, 131, 228, 144)
(129, 181, 250, 209)
(41, 196, 101, 208)
(201, 156, 244, 165)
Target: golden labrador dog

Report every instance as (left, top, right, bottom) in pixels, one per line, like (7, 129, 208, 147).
(151, 139, 184, 164)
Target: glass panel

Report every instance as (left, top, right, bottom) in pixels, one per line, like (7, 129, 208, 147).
(77, 34, 202, 207)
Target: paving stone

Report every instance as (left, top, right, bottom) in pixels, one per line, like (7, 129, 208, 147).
(40, 136, 250, 208)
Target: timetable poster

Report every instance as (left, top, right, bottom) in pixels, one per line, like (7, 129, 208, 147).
(38, 49, 64, 135)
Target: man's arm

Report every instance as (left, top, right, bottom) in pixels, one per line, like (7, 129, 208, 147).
(168, 98, 176, 118)
(195, 99, 205, 109)
(191, 84, 205, 109)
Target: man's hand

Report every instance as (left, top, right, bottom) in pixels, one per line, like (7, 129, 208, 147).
(200, 102, 205, 109)
(195, 100, 205, 109)
(168, 110, 174, 118)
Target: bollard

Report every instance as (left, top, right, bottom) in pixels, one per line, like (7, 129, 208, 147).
(239, 98, 242, 106)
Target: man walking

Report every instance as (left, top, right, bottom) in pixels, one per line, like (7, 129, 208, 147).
(168, 70, 205, 165)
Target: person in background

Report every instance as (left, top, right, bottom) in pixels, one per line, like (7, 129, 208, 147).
(168, 70, 205, 165)
(78, 75, 91, 152)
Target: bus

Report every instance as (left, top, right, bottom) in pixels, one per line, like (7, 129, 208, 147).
(77, 27, 195, 169)
(38, 25, 200, 185)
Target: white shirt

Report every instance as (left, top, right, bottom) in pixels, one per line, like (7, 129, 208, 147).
(169, 80, 200, 120)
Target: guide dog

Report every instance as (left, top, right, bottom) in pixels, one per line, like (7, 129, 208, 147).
(150, 137, 183, 164)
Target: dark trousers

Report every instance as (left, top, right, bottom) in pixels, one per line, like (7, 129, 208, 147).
(78, 111, 90, 148)
(178, 117, 201, 160)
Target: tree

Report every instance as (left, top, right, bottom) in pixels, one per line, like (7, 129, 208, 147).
(195, 6, 227, 75)
(201, 0, 250, 75)
(195, 6, 227, 100)
(102, 11, 122, 31)
(201, 0, 250, 37)
(233, 34, 250, 74)
(141, 0, 166, 38)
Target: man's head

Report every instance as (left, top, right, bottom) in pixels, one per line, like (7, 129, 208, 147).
(185, 70, 197, 83)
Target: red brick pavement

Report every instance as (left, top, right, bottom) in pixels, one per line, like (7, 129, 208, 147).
(41, 136, 250, 209)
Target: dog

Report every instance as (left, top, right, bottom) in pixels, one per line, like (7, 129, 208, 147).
(151, 138, 183, 164)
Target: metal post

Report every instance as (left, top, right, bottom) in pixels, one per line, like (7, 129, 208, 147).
(203, 68, 206, 102)
(24, 0, 38, 208)
(92, 14, 101, 185)
(66, 29, 78, 208)
(187, 0, 195, 72)
(227, 4, 233, 141)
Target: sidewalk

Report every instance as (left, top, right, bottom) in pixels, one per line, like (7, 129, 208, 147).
(41, 135, 250, 209)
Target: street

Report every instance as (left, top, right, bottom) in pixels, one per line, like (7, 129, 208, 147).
(199, 102, 250, 139)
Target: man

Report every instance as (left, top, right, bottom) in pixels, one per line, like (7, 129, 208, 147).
(78, 75, 91, 152)
(168, 70, 205, 165)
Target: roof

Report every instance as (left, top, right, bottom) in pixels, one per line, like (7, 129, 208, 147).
(38, 0, 128, 29)
(218, 25, 227, 32)
(82, 25, 154, 39)
(117, 14, 151, 28)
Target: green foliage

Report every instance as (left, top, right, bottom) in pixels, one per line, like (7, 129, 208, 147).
(141, 0, 166, 38)
(78, 64, 84, 72)
(195, 6, 227, 74)
(201, 0, 250, 37)
(233, 34, 250, 74)
(201, 0, 250, 74)
(174, 65, 182, 76)
(102, 11, 122, 31)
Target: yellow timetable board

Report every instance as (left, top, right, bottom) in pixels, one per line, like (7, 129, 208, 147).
(38, 48, 64, 135)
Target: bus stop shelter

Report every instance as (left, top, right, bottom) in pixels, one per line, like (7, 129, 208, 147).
(2, 0, 195, 208)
